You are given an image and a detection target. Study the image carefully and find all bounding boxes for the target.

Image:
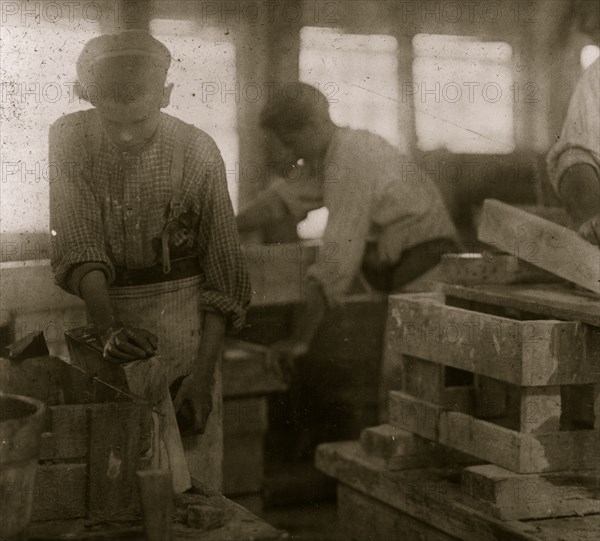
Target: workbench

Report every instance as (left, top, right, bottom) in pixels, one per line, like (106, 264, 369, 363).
(28, 496, 287, 541)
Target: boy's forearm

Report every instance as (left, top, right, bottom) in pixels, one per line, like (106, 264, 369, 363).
(559, 164, 600, 227)
(78, 269, 119, 332)
(193, 311, 226, 383)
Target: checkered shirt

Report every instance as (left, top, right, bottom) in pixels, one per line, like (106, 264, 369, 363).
(49, 109, 251, 332)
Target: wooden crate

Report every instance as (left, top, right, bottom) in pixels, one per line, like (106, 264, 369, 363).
(0, 355, 153, 522)
(384, 287, 600, 474)
(222, 340, 286, 498)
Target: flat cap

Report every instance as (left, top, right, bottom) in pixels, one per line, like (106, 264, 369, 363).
(77, 29, 171, 89)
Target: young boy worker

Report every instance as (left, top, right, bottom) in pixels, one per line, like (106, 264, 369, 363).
(237, 83, 459, 362)
(49, 30, 251, 493)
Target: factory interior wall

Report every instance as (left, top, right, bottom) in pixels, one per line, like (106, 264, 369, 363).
(1, 0, 598, 340)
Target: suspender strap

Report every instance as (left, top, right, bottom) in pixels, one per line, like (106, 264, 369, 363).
(162, 122, 194, 274)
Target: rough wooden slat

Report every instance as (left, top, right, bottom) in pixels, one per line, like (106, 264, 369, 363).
(388, 391, 440, 440)
(387, 293, 593, 386)
(440, 254, 559, 285)
(442, 283, 600, 327)
(462, 464, 600, 521)
(519, 387, 561, 434)
(478, 199, 600, 294)
(338, 484, 460, 541)
(439, 410, 600, 473)
(360, 424, 478, 470)
(88, 402, 142, 521)
(316, 441, 577, 541)
(39, 405, 89, 460)
(31, 464, 87, 521)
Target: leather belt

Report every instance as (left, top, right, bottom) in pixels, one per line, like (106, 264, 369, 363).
(113, 257, 202, 287)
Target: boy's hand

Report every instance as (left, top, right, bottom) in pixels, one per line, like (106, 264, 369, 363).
(173, 373, 213, 436)
(578, 214, 600, 246)
(100, 324, 158, 361)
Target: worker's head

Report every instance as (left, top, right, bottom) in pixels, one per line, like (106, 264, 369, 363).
(77, 30, 173, 152)
(574, 0, 600, 44)
(260, 83, 335, 163)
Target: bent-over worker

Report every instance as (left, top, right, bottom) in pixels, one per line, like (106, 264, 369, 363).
(547, 2, 600, 245)
(237, 83, 459, 362)
(49, 30, 251, 493)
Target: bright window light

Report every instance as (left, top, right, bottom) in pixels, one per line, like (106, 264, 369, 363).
(298, 26, 400, 239)
(581, 44, 600, 70)
(412, 34, 515, 154)
(1, 20, 100, 234)
(150, 20, 239, 210)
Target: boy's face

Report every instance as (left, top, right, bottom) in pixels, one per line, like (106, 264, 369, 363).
(90, 56, 172, 153)
(276, 122, 325, 165)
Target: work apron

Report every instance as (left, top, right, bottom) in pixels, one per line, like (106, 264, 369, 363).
(108, 277, 223, 494)
(102, 121, 223, 494)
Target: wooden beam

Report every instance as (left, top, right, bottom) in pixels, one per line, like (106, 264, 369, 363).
(477, 199, 600, 294)
(462, 464, 600, 521)
(386, 293, 592, 386)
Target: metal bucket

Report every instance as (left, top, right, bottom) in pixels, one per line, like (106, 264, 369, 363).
(0, 392, 46, 541)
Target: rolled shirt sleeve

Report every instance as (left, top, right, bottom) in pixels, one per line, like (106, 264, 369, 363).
(547, 58, 600, 194)
(49, 115, 115, 294)
(188, 134, 251, 333)
(306, 159, 373, 306)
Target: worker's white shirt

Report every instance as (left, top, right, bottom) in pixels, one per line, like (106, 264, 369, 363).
(547, 58, 600, 194)
(267, 127, 458, 305)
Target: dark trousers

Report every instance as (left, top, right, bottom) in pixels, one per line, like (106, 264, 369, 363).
(361, 237, 460, 292)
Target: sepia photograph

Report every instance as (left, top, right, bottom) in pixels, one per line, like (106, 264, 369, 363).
(0, 1, 599, 540)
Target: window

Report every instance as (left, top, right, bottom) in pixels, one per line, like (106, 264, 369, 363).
(300, 26, 401, 148)
(149, 19, 239, 210)
(0, 20, 100, 235)
(412, 34, 515, 154)
(297, 26, 400, 239)
(581, 44, 600, 70)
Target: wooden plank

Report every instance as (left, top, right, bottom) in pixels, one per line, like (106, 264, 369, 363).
(440, 254, 559, 285)
(28, 496, 287, 540)
(338, 484, 460, 541)
(87, 402, 142, 521)
(442, 283, 600, 327)
(387, 293, 594, 386)
(519, 387, 561, 434)
(222, 339, 286, 398)
(39, 405, 88, 460)
(439, 410, 600, 473)
(402, 356, 444, 403)
(462, 464, 600, 521)
(388, 391, 440, 440)
(477, 199, 600, 294)
(316, 441, 568, 541)
(32, 464, 87, 521)
(360, 424, 478, 470)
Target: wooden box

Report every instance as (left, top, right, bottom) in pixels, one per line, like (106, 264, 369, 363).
(0, 355, 152, 522)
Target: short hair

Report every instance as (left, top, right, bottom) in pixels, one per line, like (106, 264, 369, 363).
(260, 82, 331, 134)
